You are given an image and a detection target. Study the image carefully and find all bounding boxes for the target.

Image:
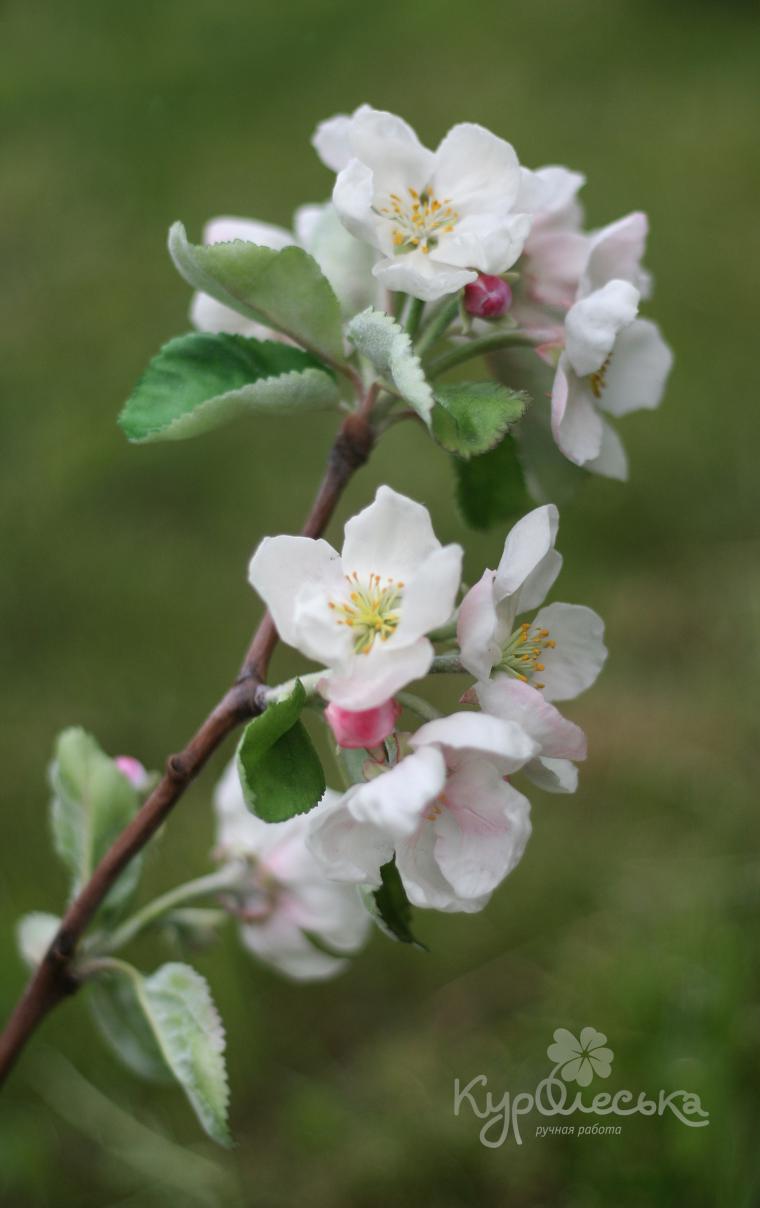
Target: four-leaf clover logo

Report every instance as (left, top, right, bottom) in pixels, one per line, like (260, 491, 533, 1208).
(547, 1027, 614, 1086)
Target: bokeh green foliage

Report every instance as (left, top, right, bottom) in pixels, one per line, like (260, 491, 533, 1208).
(1, 0, 758, 1203)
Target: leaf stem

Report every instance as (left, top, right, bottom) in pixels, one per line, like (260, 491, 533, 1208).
(415, 297, 460, 359)
(98, 864, 245, 956)
(427, 330, 538, 378)
(396, 692, 441, 723)
(403, 296, 425, 339)
(429, 653, 465, 675)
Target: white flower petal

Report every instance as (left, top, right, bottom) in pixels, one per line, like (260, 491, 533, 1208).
(294, 202, 379, 317)
(240, 913, 347, 981)
(372, 253, 476, 302)
(248, 535, 343, 651)
(341, 486, 441, 580)
(431, 123, 522, 212)
(551, 359, 605, 466)
(190, 291, 270, 339)
(434, 210, 531, 274)
(201, 215, 294, 251)
(290, 587, 354, 666)
(585, 420, 629, 481)
(519, 165, 586, 225)
(532, 602, 607, 701)
(580, 211, 649, 298)
(347, 745, 447, 839)
(597, 318, 673, 417)
(348, 107, 435, 195)
(312, 112, 356, 172)
(434, 763, 531, 898)
(564, 279, 640, 377)
(397, 823, 490, 913)
(394, 544, 463, 645)
(333, 158, 383, 249)
(494, 503, 563, 613)
(523, 228, 589, 309)
(523, 756, 579, 794)
(476, 677, 587, 760)
(286, 878, 370, 952)
(411, 711, 538, 774)
(324, 638, 434, 709)
(214, 758, 272, 854)
(307, 795, 392, 887)
(457, 570, 501, 681)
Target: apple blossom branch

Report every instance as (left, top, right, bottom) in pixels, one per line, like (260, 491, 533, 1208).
(0, 410, 375, 1088)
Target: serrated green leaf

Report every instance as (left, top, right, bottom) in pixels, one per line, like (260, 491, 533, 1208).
(49, 729, 142, 917)
(237, 680, 325, 822)
(141, 963, 230, 1146)
(119, 332, 340, 443)
(89, 971, 174, 1084)
(16, 912, 60, 970)
(168, 222, 344, 363)
(92, 961, 231, 1145)
(431, 381, 528, 459)
(454, 432, 532, 530)
(370, 859, 427, 948)
(347, 307, 434, 424)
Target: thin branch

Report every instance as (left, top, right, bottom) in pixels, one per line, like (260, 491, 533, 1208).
(0, 410, 375, 1088)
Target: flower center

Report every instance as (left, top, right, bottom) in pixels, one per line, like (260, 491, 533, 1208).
(424, 792, 448, 823)
(589, 353, 612, 399)
(221, 860, 279, 923)
(498, 621, 556, 690)
(378, 186, 459, 255)
(330, 571, 403, 655)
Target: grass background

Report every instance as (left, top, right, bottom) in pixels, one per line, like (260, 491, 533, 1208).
(1, 0, 758, 1203)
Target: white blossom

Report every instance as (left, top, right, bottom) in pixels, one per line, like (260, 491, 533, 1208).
(550, 213, 672, 477)
(457, 504, 607, 698)
(249, 486, 463, 709)
(308, 712, 536, 913)
(214, 761, 369, 980)
(476, 675, 587, 794)
(315, 105, 533, 302)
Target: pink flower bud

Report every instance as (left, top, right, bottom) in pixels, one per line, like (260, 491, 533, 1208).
(464, 274, 512, 318)
(115, 755, 150, 791)
(325, 699, 401, 750)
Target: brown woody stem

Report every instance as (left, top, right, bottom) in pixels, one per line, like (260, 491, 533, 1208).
(0, 410, 375, 1087)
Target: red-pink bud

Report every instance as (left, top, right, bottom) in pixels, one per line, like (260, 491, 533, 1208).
(464, 274, 512, 318)
(115, 755, 150, 791)
(325, 699, 401, 750)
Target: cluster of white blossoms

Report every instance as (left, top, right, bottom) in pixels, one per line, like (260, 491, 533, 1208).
(192, 104, 672, 480)
(172, 105, 670, 979)
(212, 487, 606, 978)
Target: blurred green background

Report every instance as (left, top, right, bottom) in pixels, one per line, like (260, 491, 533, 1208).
(1, 0, 758, 1203)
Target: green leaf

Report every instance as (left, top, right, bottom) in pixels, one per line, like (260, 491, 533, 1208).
(91, 961, 231, 1146)
(237, 680, 325, 822)
(431, 381, 528, 459)
(89, 970, 174, 1084)
(49, 728, 142, 917)
(346, 307, 434, 424)
(454, 432, 533, 530)
(119, 332, 340, 443)
(168, 221, 345, 363)
(16, 912, 60, 970)
(370, 859, 427, 948)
